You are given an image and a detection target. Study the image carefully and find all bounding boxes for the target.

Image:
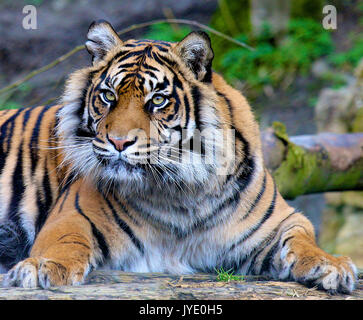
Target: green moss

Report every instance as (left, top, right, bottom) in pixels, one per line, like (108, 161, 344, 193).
(272, 122, 315, 198)
(352, 107, 363, 132)
(270, 122, 363, 199)
(272, 121, 289, 142)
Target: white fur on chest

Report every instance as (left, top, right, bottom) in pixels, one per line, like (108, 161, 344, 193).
(106, 228, 225, 275)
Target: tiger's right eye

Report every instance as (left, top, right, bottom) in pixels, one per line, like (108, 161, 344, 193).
(152, 95, 165, 105)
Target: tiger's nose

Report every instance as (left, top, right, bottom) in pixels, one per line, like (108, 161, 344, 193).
(108, 136, 136, 152)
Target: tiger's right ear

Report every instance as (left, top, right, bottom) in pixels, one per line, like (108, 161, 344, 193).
(85, 20, 123, 63)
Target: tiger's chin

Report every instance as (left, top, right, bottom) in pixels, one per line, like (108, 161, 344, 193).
(90, 152, 216, 200)
(95, 156, 147, 184)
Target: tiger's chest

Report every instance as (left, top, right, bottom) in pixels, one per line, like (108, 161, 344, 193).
(105, 228, 226, 274)
(101, 184, 250, 274)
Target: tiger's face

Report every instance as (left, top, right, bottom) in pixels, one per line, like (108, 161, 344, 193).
(58, 21, 232, 194)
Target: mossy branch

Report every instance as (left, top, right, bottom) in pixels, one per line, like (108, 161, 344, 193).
(262, 122, 363, 199)
(0, 19, 254, 96)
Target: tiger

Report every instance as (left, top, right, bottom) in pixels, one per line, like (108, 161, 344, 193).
(0, 20, 357, 294)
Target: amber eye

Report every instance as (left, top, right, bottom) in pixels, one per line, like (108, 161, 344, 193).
(152, 95, 165, 105)
(101, 90, 116, 103)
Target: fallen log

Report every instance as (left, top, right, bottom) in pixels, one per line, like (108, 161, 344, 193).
(0, 270, 361, 300)
(262, 123, 363, 199)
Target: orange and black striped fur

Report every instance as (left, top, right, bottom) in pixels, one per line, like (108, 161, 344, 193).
(0, 21, 357, 293)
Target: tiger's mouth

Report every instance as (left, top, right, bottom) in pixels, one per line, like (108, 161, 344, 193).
(95, 153, 148, 173)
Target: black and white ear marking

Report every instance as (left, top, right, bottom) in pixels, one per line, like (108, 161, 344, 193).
(174, 31, 214, 82)
(85, 20, 123, 63)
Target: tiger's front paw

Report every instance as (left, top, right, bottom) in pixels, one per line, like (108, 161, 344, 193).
(3, 257, 87, 288)
(280, 246, 357, 294)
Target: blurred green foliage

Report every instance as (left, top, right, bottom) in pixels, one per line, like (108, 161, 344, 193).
(143, 23, 192, 42)
(220, 19, 334, 90)
(209, 0, 251, 70)
(290, 0, 324, 21)
(0, 83, 33, 110)
(329, 36, 363, 70)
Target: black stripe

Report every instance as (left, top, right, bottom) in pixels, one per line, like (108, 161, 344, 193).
(118, 73, 136, 88)
(74, 192, 109, 262)
(22, 106, 35, 129)
(258, 240, 280, 274)
(7, 141, 31, 257)
(92, 144, 110, 153)
(154, 45, 169, 52)
(116, 49, 149, 64)
(42, 164, 53, 213)
(103, 196, 144, 254)
(57, 185, 71, 214)
(217, 91, 233, 119)
(141, 63, 160, 72)
(9, 142, 25, 221)
(170, 68, 184, 90)
(78, 73, 95, 120)
(154, 75, 170, 91)
(250, 209, 299, 275)
(218, 126, 255, 208)
(29, 105, 52, 174)
(117, 62, 138, 69)
(282, 235, 294, 249)
(191, 86, 202, 131)
(190, 157, 259, 234)
(150, 52, 187, 88)
(245, 180, 277, 235)
(113, 195, 140, 227)
(243, 233, 279, 275)
(0, 107, 27, 174)
(229, 181, 277, 252)
(151, 52, 176, 69)
(56, 171, 78, 201)
(124, 197, 187, 239)
(183, 94, 190, 129)
(240, 172, 266, 221)
(217, 91, 255, 189)
(91, 95, 102, 116)
(35, 162, 53, 233)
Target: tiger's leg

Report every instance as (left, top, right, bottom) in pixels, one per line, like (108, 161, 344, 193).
(258, 212, 358, 294)
(3, 183, 104, 288)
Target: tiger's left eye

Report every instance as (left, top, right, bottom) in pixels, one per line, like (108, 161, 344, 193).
(152, 95, 165, 105)
(101, 90, 116, 103)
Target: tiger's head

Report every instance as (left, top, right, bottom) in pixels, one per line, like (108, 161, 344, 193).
(58, 20, 235, 196)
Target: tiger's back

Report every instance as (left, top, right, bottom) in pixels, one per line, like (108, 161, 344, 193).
(0, 105, 65, 269)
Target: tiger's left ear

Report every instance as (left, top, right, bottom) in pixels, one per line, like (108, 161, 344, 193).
(85, 20, 123, 63)
(174, 31, 214, 82)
